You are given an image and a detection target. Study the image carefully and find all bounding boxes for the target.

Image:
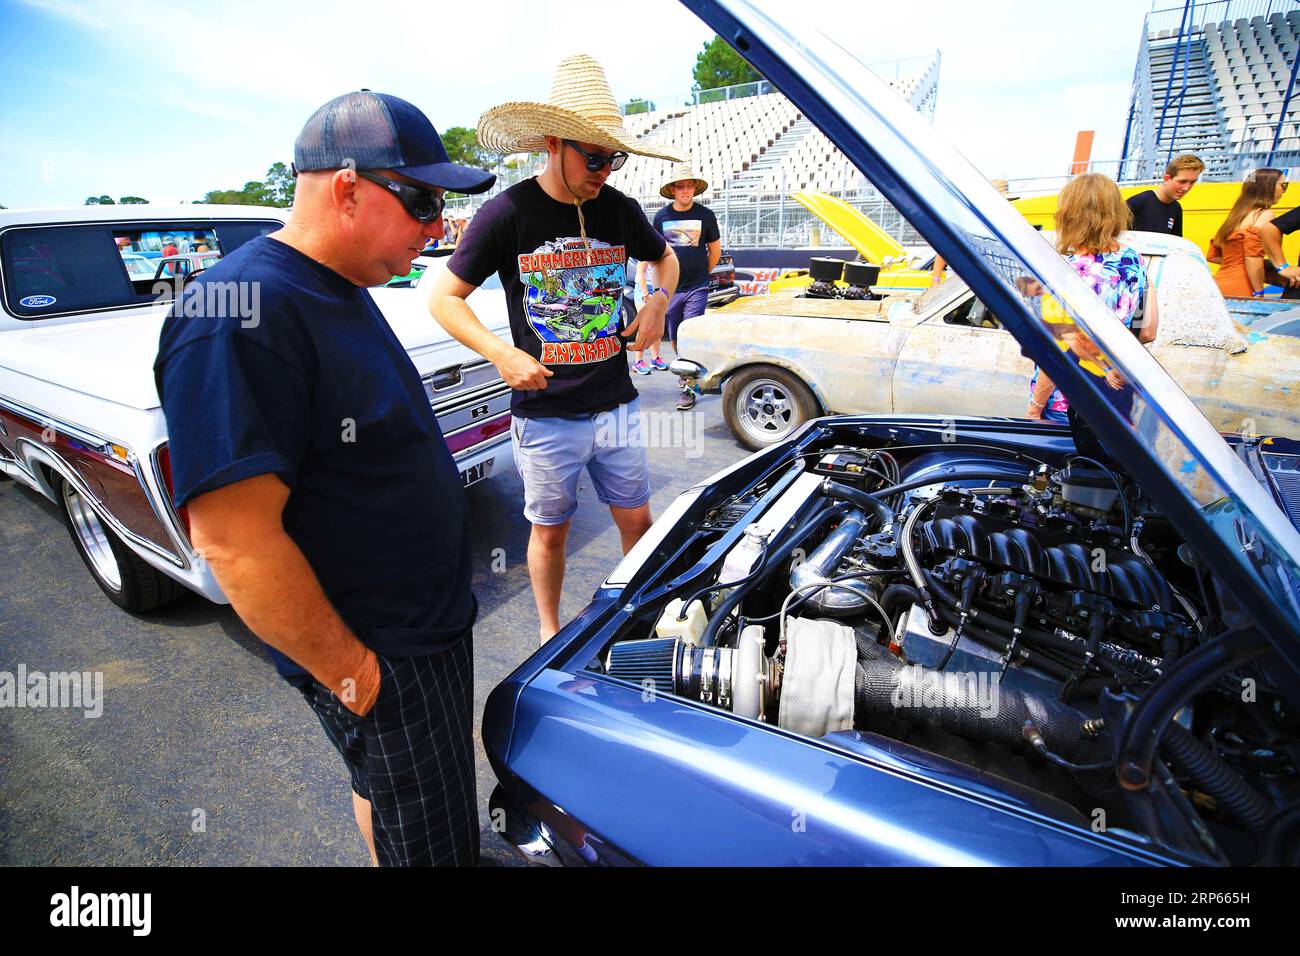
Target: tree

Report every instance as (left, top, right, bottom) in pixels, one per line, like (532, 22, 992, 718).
(441, 127, 487, 168)
(624, 98, 655, 115)
(119, 196, 149, 204)
(201, 180, 272, 206)
(264, 162, 295, 207)
(693, 36, 762, 96)
(85, 195, 115, 205)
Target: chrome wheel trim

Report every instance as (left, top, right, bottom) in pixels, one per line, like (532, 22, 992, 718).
(63, 481, 122, 591)
(738, 378, 796, 444)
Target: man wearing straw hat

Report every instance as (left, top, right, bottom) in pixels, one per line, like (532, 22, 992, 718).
(430, 54, 684, 644)
(651, 162, 720, 410)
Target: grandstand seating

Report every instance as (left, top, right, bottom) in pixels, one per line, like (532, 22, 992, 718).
(1125, 7, 1299, 179)
(1204, 12, 1300, 153)
(613, 59, 938, 203)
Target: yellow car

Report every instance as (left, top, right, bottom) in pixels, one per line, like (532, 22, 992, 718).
(767, 191, 934, 294)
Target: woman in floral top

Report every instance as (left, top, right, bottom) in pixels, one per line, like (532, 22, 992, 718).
(1028, 173, 1159, 424)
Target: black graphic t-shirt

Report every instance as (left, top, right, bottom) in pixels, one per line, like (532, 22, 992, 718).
(448, 178, 666, 418)
(652, 202, 720, 291)
(1126, 190, 1182, 236)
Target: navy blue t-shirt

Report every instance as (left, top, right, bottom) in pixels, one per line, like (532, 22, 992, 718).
(653, 201, 720, 291)
(153, 236, 476, 672)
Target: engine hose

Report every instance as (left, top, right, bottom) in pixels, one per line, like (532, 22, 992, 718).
(880, 583, 922, 623)
(852, 639, 1088, 760)
(874, 469, 1032, 500)
(818, 478, 896, 528)
(901, 496, 945, 630)
(924, 574, 1080, 659)
(699, 501, 850, 647)
(1116, 626, 1270, 791)
(677, 536, 769, 619)
(1160, 723, 1274, 829)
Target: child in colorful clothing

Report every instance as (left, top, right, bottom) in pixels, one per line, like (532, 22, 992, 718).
(1027, 173, 1159, 423)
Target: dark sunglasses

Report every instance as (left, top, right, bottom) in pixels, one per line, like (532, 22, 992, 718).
(356, 170, 445, 223)
(563, 139, 628, 172)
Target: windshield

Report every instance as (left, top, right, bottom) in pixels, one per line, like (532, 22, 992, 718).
(696, 0, 1300, 655)
(914, 273, 967, 316)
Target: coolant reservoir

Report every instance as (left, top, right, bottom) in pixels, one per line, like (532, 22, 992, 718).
(656, 598, 708, 645)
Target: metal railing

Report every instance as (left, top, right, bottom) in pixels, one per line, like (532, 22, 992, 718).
(448, 176, 922, 251)
(1008, 142, 1300, 196)
(1145, 0, 1300, 37)
(694, 188, 925, 249)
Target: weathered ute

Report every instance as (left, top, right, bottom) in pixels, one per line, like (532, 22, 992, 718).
(678, 231, 1300, 450)
(483, 0, 1300, 866)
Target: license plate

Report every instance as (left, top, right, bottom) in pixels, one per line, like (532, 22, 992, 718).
(460, 460, 491, 487)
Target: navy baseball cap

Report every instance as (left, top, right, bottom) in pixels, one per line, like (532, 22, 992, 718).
(294, 90, 496, 194)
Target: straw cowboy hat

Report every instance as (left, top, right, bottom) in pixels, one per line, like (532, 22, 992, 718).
(660, 163, 708, 199)
(477, 54, 686, 162)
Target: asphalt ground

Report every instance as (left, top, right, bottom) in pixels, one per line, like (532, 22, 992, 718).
(0, 366, 747, 866)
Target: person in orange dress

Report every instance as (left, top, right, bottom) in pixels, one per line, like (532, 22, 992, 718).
(1208, 167, 1289, 297)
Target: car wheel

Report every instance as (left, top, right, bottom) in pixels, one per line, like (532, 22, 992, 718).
(723, 365, 819, 451)
(57, 474, 182, 612)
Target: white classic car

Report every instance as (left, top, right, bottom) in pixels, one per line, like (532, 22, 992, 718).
(0, 205, 512, 611)
(675, 231, 1300, 449)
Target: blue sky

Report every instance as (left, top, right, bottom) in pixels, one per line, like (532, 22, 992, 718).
(1, 0, 1152, 209)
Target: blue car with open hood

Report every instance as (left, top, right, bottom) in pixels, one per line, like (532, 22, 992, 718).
(482, 0, 1300, 866)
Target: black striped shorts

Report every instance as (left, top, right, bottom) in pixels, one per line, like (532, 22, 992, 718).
(299, 634, 478, 867)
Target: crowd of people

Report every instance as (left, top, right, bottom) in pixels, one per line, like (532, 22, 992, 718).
(1007, 153, 1296, 424)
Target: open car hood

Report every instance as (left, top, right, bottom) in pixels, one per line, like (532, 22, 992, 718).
(684, 0, 1300, 667)
(791, 190, 908, 264)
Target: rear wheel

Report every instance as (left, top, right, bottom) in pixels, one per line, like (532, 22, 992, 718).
(57, 474, 182, 612)
(722, 365, 820, 451)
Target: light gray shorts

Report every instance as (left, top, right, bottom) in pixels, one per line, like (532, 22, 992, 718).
(511, 398, 651, 526)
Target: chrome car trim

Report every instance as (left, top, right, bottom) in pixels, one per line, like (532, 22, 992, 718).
(13, 437, 184, 568)
(0, 395, 186, 568)
(148, 441, 197, 563)
(429, 378, 512, 414)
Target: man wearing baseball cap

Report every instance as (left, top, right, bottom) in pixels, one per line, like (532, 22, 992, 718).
(430, 53, 683, 645)
(154, 91, 494, 866)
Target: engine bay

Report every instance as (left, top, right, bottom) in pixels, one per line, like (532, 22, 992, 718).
(591, 423, 1299, 865)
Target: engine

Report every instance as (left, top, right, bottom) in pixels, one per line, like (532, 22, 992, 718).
(598, 437, 1300, 864)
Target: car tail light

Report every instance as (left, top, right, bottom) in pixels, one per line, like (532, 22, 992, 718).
(156, 443, 191, 536)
